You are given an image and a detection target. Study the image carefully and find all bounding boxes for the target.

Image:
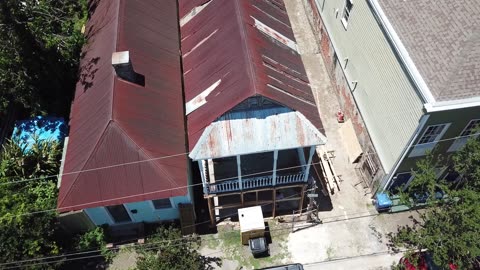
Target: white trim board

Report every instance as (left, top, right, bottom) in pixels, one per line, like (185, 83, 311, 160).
(424, 96, 480, 112)
(368, 0, 435, 104)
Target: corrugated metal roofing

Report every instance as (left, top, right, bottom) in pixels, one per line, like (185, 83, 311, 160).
(189, 108, 327, 160)
(57, 0, 188, 212)
(180, 0, 325, 150)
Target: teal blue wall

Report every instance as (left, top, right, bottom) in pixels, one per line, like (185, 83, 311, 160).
(125, 195, 191, 222)
(85, 194, 192, 226)
(85, 207, 112, 226)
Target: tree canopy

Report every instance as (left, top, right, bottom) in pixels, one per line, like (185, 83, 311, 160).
(0, 0, 87, 116)
(390, 139, 480, 269)
(0, 137, 62, 269)
(135, 226, 222, 270)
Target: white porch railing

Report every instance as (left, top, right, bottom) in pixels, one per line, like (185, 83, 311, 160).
(207, 172, 305, 194)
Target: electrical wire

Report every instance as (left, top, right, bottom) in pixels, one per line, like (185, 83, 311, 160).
(1, 205, 382, 269)
(1, 123, 477, 266)
(7, 160, 325, 217)
(0, 152, 190, 186)
(1, 131, 478, 187)
(4, 129, 480, 212)
(0, 190, 311, 268)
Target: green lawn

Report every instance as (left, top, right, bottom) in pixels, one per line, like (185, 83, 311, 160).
(201, 220, 292, 269)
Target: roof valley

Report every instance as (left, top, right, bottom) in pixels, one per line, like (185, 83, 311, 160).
(234, 0, 259, 95)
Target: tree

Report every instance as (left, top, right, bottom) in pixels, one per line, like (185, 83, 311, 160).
(453, 138, 480, 191)
(135, 226, 221, 270)
(390, 139, 480, 269)
(0, 137, 62, 269)
(0, 0, 87, 116)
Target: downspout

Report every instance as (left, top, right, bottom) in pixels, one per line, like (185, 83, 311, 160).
(376, 114, 429, 193)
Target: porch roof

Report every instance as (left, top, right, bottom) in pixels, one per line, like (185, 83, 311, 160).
(189, 108, 327, 161)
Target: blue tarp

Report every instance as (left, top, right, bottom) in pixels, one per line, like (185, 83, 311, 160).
(12, 116, 67, 150)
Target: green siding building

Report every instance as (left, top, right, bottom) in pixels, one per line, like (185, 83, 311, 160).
(303, 0, 480, 193)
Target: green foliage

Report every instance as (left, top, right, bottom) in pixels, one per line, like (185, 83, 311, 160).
(76, 226, 113, 262)
(76, 227, 106, 251)
(397, 152, 443, 207)
(0, 138, 62, 269)
(135, 226, 221, 270)
(453, 138, 480, 191)
(390, 138, 480, 269)
(0, 0, 87, 116)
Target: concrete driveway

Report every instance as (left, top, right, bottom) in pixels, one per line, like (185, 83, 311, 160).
(283, 1, 417, 268)
(303, 252, 403, 270)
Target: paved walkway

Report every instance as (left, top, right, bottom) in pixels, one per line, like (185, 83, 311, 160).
(303, 252, 404, 270)
(283, 0, 416, 267)
(284, 0, 373, 230)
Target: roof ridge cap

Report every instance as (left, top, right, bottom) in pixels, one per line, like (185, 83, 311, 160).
(114, 121, 180, 189)
(234, 0, 258, 95)
(58, 120, 112, 210)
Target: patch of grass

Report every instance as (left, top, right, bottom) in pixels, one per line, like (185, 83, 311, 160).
(366, 202, 375, 209)
(200, 220, 292, 269)
(326, 246, 335, 260)
(202, 233, 221, 249)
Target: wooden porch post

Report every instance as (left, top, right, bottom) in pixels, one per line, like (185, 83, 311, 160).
(272, 150, 278, 186)
(297, 147, 306, 170)
(303, 146, 316, 182)
(236, 155, 242, 190)
(272, 188, 277, 218)
(198, 160, 207, 194)
(207, 197, 215, 226)
(298, 185, 306, 214)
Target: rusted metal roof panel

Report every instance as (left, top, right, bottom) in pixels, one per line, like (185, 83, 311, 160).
(189, 108, 327, 160)
(179, 0, 212, 19)
(58, 0, 187, 212)
(180, 0, 324, 151)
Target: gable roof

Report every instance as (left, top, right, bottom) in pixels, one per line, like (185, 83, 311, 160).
(189, 107, 327, 160)
(180, 0, 324, 150)
(57, 0, 188, 212)
(377, 0, 480, 102)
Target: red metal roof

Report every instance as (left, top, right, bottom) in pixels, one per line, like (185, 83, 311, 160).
(57, 0, 188, 212)
(180, 0, 324, 149)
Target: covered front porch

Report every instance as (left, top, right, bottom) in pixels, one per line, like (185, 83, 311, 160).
(198, 146, 316, 195)
(189, 107, 327, 224)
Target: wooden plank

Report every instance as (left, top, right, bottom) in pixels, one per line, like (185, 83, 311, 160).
(298, 186, 306, 214)
(323, 146, 341, 191)
(272, 189, 277, 218)
(339, 119, 363, 163)
(317, 145, 335, 193)
(207, 197, 215, 226)
(179, 203, 196, 235)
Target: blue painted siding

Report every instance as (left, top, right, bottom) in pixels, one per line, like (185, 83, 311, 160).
(84, 207, 113, 226)
(85, 194, 192, 225)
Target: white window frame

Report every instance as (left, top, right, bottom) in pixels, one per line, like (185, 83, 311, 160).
(409, 123, 451, 157)
(150, 198, 173, 210)
(341, 0, 353, 29)
(389, 172, 414, 192)
(442, 170, 462, 183)
(447, 119, 480, 152)
(315, 0, 326, 13)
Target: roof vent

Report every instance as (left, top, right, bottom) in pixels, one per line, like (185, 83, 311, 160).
(111, 51, 145, 86)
